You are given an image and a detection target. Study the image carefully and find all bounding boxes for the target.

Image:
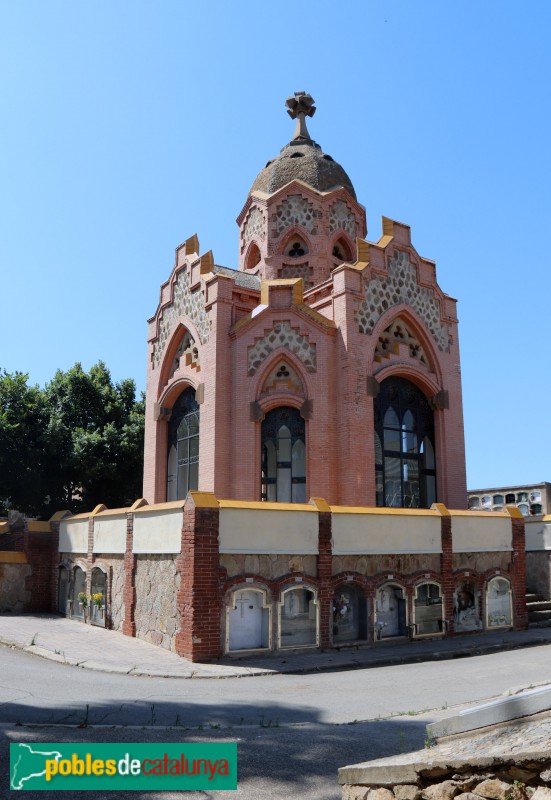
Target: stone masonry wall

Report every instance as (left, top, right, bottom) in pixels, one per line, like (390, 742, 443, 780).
(340, 712, 551, 800)
(526, 552, 551, 597)
(0, 563, 31, 612)
(98, 555, 124, 631)
(220, 553, 317, 579)
(332, 554, 441, 577)
(134, 555, 179, 651)
(452, 552, 511, 573)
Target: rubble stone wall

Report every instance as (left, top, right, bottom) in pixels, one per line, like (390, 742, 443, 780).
(134, 555, 179, 651)
(0, 563, 31, 612)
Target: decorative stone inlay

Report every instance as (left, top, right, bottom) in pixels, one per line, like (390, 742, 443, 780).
(374, 317, 429, 366)
(242, 207, 265, 243)
(248, 321, 316, 375)
(329, 199, 357, 237)
(356, 250, 450, 351)
(134, 555, 179, 652)
(260, 360, 305, 398)
(153, 267, 210, 367)
(275, 195, 316, 235)
(280, 264, 312, 287)
(168, 330, 199, 380)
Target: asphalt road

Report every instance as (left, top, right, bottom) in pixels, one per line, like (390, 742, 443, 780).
(2, 643, 551, 799)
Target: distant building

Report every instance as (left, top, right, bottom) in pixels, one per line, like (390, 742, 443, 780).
(468, 482, 550, 517)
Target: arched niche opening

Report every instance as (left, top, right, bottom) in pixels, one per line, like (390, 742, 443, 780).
(90, 566, 107, 627)
(332, 584, 368, 644)
(375, 583, 407, 639)
(227, 587, 270, 652)
(72, 566, 86, 621)
(413, 582, 444, 637)
(279, 586, 318, 648)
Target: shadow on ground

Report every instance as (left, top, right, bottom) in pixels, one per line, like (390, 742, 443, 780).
(1, 698, 427, 800)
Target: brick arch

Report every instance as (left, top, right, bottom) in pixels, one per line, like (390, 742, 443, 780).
(370, 304, 443, 384)
(156, 320, 202, 400)
(251, 347, 312, 407)
(329, 230, 355, 264)
(276, 226, 313, 257)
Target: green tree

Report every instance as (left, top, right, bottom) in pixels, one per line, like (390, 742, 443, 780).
(0, 362, 144, 518)
(0, 370, 49, 516)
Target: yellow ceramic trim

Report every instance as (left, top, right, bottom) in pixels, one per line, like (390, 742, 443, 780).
(219, 499, 316, 512)
(91, 504, 107, 516)
(310, 497, 331, 513)
(184, 233, 200, 256)
(133, 500, 186, 513)
(189, 491, 219, 509)
(541, 515, 551, 522)
(0, 522, 9, 534)
(451, 510, 509, 518)
(331, 505, 439, 516)
(27, 521, 51, 532)
(504, 506, 524, 519)
(0, 551, 28, 564)
(199, 250, 214, 274)
(95, 508, 129, 518)
(260, 278, 303, 306)
(431, 503, 450, 517)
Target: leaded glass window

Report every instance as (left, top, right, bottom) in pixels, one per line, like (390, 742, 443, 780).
(166, 388, 199, 501)
(374, 377, 436, 508)
(261, 407, 306, 503)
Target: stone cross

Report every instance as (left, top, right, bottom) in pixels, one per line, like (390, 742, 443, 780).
(286, 91, 316, 142)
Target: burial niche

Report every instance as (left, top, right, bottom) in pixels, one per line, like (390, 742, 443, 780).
(279, 586, 317, 647)
(454, 580, 481, 632)
(72, 566, 86, 621)
(413, 582, 444, 636)
(227, 588, 270, 652)
(90, 567, 107, 627)
(486, 577, 512, 628)
(375, 583, 407, 639)
(332, 585, 367, 644)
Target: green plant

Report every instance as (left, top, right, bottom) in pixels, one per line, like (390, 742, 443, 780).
(77, 592, 87, 607)
(505, 780, 528, 800)
(424, 731, 435, 749)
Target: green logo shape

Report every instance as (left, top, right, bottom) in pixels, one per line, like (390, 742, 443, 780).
(10, 742, 237, 791)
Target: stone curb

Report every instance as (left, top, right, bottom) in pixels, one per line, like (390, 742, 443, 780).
(2, 627, 551, 679)
(428, 684, 551, 739)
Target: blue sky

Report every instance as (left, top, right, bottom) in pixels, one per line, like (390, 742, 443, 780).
(1, 1, 550, 489)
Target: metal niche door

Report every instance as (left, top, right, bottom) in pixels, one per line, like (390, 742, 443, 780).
(229, 590, 264, 651)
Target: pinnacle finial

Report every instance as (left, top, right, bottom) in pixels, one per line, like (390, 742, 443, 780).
(285, 91, 316, 142)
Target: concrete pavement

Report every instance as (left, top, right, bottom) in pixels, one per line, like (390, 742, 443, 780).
(2, 613, 551, 679)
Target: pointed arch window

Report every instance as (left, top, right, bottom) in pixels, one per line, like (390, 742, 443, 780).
(167, 387, 199, 500)
(374, 377, 436, 508)
(261, 407, 306, 503)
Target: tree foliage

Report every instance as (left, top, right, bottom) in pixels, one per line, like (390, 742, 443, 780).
(0, 362, 144, 518)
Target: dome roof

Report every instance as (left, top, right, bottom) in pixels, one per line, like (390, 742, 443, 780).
(249, 92, 356, 200)
(250, 141, 356, 200)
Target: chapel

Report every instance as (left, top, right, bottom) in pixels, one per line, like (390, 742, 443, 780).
(143, 92, 467, 511)
(5, 94, 526, 660)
